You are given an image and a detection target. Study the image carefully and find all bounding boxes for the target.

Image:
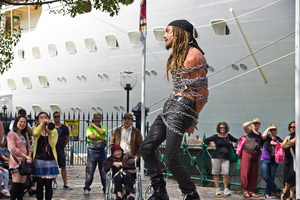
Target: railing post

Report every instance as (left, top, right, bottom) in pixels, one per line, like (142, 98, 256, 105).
(182, 135, 188, 166)
(200, 133, 208, 186)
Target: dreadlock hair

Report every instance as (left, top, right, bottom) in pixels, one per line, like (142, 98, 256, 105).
(165, 26, 192, 81)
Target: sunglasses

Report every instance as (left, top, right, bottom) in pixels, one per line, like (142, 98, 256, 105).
(54, 116, 60, 118)
(270, 129, 276, 131)
(289, 126, 295, 129)
(219, 127, 226, 130)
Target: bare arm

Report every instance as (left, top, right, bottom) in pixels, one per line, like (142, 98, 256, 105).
(89, 122, 105, 135)
(281, 136, 296, 149)
(262, 127, 271, 140)
(184, 48, 208, 135)
(88, 134, 106, 142)
(242, 121, 253, 135)
(64, 135, 70, 147)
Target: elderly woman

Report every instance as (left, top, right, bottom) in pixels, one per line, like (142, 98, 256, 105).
(261, 124, 283, 198)
(7, 116, 33, 199)
(33, 112, 59, 200)
(204, 122, 237, 196)
(240, 118, 262, 198)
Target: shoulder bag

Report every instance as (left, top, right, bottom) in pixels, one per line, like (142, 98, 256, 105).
(12, 155, 33, 175)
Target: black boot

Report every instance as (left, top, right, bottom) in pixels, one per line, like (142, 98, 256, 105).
(184, 190, 201, 200)
(148, 184, 169, 200)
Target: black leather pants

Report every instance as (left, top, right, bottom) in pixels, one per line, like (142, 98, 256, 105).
(140, 97, 196, 194)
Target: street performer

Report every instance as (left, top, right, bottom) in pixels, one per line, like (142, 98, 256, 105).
(140, 19, 209, 200)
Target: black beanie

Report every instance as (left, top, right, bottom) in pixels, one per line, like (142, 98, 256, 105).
(168, 19, 205, 55)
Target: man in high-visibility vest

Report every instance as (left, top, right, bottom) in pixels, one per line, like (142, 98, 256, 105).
(83, 113, 107, 195)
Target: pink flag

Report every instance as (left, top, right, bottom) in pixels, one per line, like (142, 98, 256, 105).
(139, 0, 146, 42)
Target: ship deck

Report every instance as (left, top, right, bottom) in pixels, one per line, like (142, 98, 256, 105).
(17, 165, 274, 200)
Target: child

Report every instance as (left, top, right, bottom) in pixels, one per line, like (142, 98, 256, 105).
(104, 145, 136, 200)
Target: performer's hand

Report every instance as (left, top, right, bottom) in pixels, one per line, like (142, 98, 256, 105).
(186, 126, 198, 136)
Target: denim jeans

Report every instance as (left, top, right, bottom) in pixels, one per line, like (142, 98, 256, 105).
(140, 98, 196, 194)
(261, 159, 280, 195)
(84, 144, 107, 191)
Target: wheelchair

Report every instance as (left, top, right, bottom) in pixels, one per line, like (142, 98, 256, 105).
(105, 167, 143, 200)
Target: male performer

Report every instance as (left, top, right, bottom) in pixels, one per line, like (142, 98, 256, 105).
(140, 19, 208, 200)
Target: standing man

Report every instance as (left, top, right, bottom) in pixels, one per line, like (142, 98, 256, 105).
(52, 111, 72, 190)
(83, 113, 107, 195)
(140, 19, 209, 200)
(111, 113, 143, 162)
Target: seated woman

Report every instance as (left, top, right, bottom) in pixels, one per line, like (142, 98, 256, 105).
(104, 145, 136, 200)
(0, 166, 10, 197)
(0, 138, 10, 169)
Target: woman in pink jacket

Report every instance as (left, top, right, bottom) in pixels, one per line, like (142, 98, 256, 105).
(7, 116, 33, 200)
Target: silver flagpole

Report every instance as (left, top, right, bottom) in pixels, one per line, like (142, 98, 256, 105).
(140, 34, 146, 180)
(140, 0, 147, 180)
(295, 0, 299, 199)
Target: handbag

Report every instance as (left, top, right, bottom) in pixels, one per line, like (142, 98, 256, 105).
(229, 143, 237, 163)
(236, 136, 246, 155)
(12, 155, 33, 175)
(274, 141, 285, 164)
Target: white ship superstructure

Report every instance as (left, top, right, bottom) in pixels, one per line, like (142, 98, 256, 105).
(0, 0, 295, 136)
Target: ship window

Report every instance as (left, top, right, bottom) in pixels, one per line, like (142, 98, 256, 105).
(32, 104, 42, 113)
(240, 64, 248, 70)
(105, 35, 119, 49)
(32, 47, 41, 58)
(18, 49, 25, 60)
(231, 64, 239, 71)
(153, 27, 165, 43)
(211, 19, 230, 35)
(128, 31, 142, 46)
(15, 105, 24, 112)
(7, 79, 16, 90)
(65, 41, 77, 54)
(61, 77, 67, 82)
(48, 44, 58, 57)
(38, 75, 50, 88)
(84, 38, 97, 52)
(22, 77, 32, 89)
(50, 104, 61, 113)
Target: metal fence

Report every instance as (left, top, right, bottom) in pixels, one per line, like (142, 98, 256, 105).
(0, 109, 284, 192)
(0, 109, 126, 165)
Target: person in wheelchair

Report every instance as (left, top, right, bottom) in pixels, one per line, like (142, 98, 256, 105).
(104, 144, 136, 200)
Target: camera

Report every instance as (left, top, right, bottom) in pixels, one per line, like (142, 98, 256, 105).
(47, 122, 55, 130)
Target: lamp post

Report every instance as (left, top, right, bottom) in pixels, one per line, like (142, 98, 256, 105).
(119, 71, 138, 113)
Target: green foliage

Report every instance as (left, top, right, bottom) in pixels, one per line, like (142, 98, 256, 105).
(0, 0, 134, 74)
(50, 0, 134, 17)
(0, 11, 21, 75)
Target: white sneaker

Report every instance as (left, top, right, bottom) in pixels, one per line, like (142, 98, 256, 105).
(224, 188, 231, 196)
(215, 188, 221, 196)
(52, 183, 58, 189)
(1, 189, 10, 197)
(84, 190, 89, 195)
